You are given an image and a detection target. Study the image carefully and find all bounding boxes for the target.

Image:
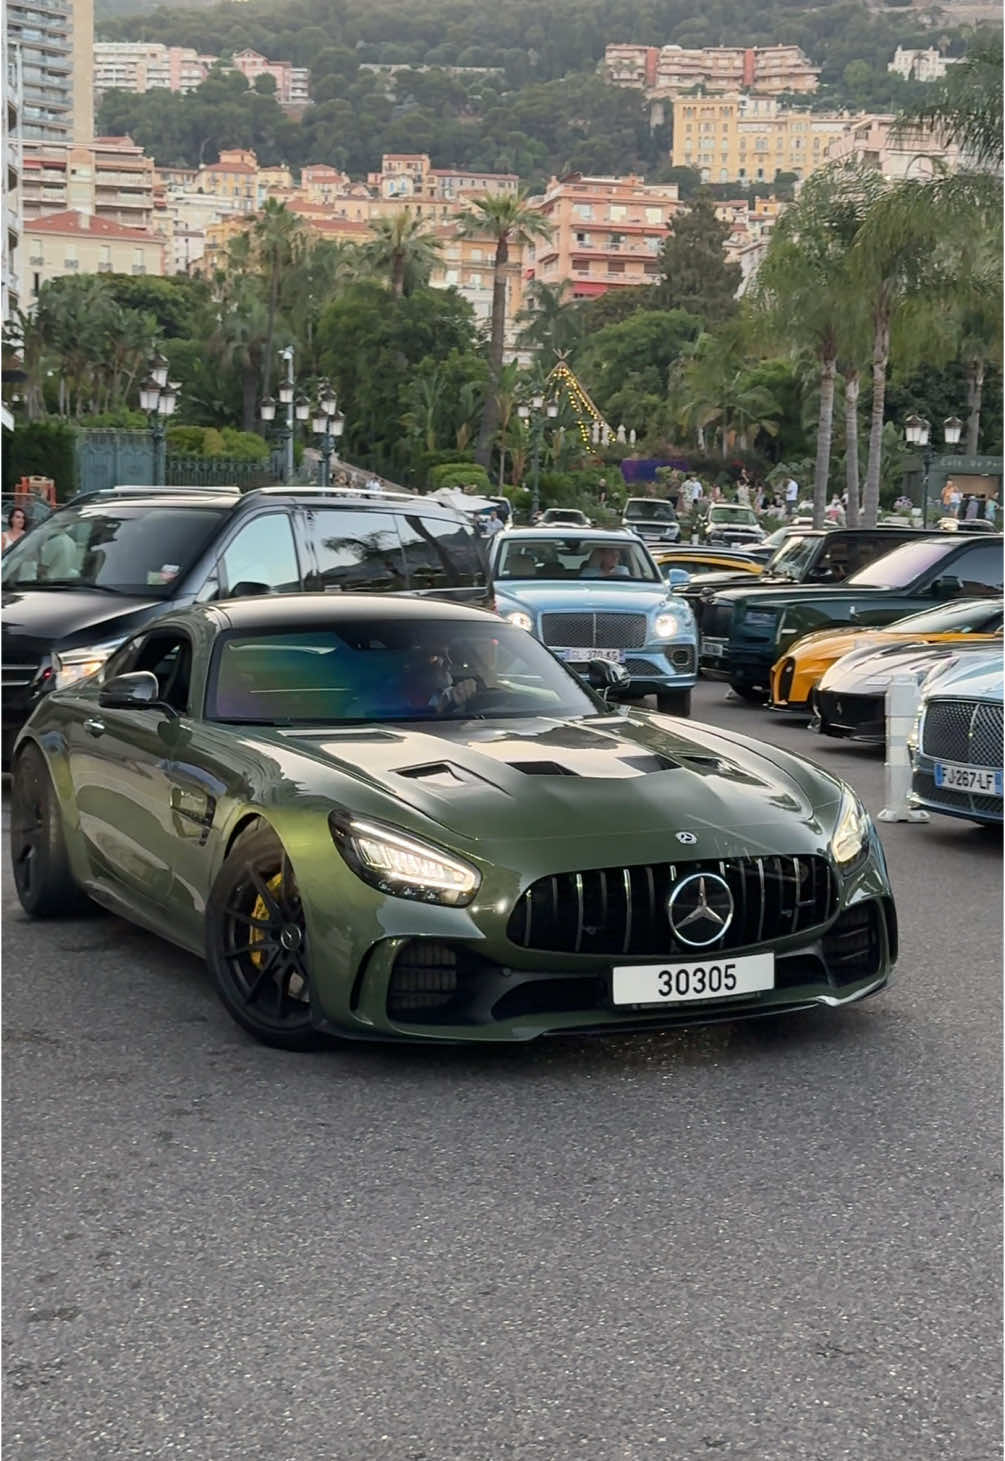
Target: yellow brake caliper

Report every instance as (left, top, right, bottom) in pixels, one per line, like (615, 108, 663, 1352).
(249, 873, 283, 969)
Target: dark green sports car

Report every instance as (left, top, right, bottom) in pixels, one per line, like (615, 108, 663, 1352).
(10, 596, 897, 1049)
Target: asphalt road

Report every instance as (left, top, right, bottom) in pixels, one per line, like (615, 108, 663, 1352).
(3, 682, 1002, 1461)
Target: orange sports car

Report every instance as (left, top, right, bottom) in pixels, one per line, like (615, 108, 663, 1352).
(769, 597, 1003, 716)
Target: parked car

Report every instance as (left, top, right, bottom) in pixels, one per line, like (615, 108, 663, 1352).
(9, 593, 898, 1048)
(1, 483, 492, 765)
(769, 597, 1004, 717)
(491, 528, 696, 714)
(651, 546, 765, 582)
(695, 503, 766, 547)
(622, 497, 681, 544)
(908, 652, 1003, 826)
(539, 507, 592, 528)
(811, 635, 1002, 744)
(699, 533, 1003, 700)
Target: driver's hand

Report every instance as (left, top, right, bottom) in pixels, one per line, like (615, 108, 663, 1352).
(449, 677, 478, 707)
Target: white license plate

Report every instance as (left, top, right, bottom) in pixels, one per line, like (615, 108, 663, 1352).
(612, 952, 774, 1006)
(702, 638, 726, 659)
(558, 647, 625, 664)
(935, 762, 1003, 795)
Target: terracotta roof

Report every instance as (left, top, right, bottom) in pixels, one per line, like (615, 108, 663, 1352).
(429, 169, 519, 181)
(202, 161, 257, 175)
(28, 210, 161, 243)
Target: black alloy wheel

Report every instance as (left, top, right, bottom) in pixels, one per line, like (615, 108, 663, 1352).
(10, 743, 89, 917)
(206, 825, 323, 1051)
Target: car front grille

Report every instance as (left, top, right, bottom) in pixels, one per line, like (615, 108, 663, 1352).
(912, 771, 1002, 820)
(699, 601, 733, 639)
(777, 658, 796, 702)
(2, 657, 42, 689)
(507, 854, 836, 957)
(540, 612, 648, 649)
(922, 699, 1003, 767)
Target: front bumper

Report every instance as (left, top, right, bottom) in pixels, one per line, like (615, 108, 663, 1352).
(909, 753, 1004, 825)
(299, 838, 897, 1043)
(813, 688, 885, 745)
(554, 642, 698, 693)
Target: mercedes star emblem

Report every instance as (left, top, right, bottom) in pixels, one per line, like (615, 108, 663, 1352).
(667, 872, 734, 948)
(675, 831, 698, 845)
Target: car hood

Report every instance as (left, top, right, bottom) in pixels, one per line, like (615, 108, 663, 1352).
(495, 581, 674, 613)
(922, 654, 1003, 703)
(708, 582, 896, 608)
(1, 587, 163, 651)
(819, 639, 979, 693)
(264, 710, 842, 858)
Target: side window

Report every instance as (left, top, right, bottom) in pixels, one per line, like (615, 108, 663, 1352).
(953, 545, 1005, 595)
(847, 537, 894, 576)
(307, 509, 406, 592)
(131, 631, 193, 712)
(397, 513, 487, 592)
(219, 514, 300, 598)
(809, 538, 850, 580)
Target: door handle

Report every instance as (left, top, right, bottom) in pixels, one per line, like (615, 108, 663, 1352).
(84, 717, 105, 738)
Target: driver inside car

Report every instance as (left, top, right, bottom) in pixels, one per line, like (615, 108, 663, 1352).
(402, 649, 480, 715)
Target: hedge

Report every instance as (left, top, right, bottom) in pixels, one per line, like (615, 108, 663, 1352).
(2, 420, 78, 500)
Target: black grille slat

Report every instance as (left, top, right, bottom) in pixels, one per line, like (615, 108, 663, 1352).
(508, 855, 837, 956)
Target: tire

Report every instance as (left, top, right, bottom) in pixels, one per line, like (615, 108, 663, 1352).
(656, 688, 691, 716)
(10, 743, 90, 918)
(729, 681, 768, 704)
(205, 824, 324, 1051)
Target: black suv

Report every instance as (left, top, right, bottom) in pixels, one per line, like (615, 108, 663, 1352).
(1, 484, 492, 763)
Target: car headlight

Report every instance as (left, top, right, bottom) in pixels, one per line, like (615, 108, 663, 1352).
(653, 611, 682, 639)
(329, 812, 481, 907)
(504, 610, 533, 632)
(829, 790, 871, 867)
(52, 640, 123, 690)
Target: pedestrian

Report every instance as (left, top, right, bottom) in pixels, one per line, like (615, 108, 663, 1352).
(2, 504, 28, 552)
(964, 494, 980, 521)
(985, 496, 998, 526)
(681, 472, 701, 513)
(784, 475, 799, 516)
(482, 509, 502, 540)
(825, 494, 845, 525)
(947, 480, 962, 517)
(737, 468, 751, 506)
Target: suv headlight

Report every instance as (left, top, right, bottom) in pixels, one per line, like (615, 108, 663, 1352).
(653, 611, 683, 639)
(52, 639, 123, 690)
(329, 812, 481, 906)
(505, 610, 533, 632)
(830, 790, 871, 867)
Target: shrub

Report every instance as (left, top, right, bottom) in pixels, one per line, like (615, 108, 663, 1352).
(2, 420, 77, 500)
(427, 462, 493, 494)
(78, 408, 149, 429)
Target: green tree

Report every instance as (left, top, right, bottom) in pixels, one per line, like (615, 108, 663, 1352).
(515, 279, 583, 360)
(757, 165, 880, 525)
(252, 199, 302, 399)
(456, 192, 553, 466)
(576, 309, 702, 437)
(656, 200, 741, 327)
(358, 209, 443, 297)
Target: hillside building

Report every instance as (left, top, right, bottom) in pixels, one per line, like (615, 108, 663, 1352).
(16, 209, 164, 306)
(21, 134, 156, 230)
(7, 0, 93, 142)
(671, 94, 847, 183)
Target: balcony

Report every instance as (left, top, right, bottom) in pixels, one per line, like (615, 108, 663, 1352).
(97, 261, 112, 271)
(63, 258, 78, 269)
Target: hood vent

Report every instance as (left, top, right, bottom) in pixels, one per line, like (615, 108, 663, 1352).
(507, 760, 579, 776)
(397, 762, 467, 786)
(617, 753, 678, 774)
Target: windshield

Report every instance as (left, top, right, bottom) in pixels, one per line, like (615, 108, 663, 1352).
(495, 536, 660, 582)
(710, 506, 758, 525)
(543, 510, 586, 524)
(764, 534, 818, 580)
(1, 504, 226, 597)
(624, 500, 676, 522)
(208, 619, 605, 725)
(891, 600, 1004, 634)
(848, 539, 957, 589)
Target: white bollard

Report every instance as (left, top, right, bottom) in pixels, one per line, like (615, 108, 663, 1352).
(877, 674, 929, 823)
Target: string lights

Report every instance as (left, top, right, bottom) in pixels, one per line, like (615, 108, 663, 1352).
(544, 360, 612, 449)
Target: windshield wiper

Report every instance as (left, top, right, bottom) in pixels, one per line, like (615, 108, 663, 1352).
(12, 579, 126, 594)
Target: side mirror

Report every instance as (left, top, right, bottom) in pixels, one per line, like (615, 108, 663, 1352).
(99, 671, 178, 719)
(585, 658, 632, 698)
(229, 580, 273, 598)
(667, 567, 691, 590)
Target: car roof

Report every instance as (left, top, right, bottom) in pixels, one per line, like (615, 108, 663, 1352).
(195, 593, 496, 633)
(63, 483, 468, 520)
(501, 527, 643, 541)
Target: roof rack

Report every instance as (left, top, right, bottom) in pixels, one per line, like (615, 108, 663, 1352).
(248, 483, 421, 506)
(68, 483, 240, 501)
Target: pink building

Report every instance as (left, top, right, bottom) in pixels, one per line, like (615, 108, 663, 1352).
(230, 50, 310, 107)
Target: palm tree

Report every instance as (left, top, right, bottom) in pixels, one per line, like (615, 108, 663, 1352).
(516, 279, 583, 360)
(252, 199, 302, 400)
(401, 365, 445, 453)
(851, 183, 945, 525)
(358, 210, 442, 297)
(757, 166, 878, 527)
(4, 308, 48, 420)
(209, 277, 272, 431)
(456, 193, 553, 466)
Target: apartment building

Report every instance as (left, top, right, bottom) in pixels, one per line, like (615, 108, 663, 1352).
(671, 94, 846, 183)
(428, 222, 526, 349)
(376, 154, 519, 204)
(195, 148, 258, 209)
(3, 45, 23, 424)
(7, 0, 93, 142)
(887, 47, 961, 83)
(605, 44, 819, 98)
(16, 208, 164, 305)
(300, 164, 350, 205)
(21, 134, 155, 229)
(825, 114, 962, 179)
(230, 50, 310, 107)
(525, 173, 683, 300)
(93, 43, 214, 98)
